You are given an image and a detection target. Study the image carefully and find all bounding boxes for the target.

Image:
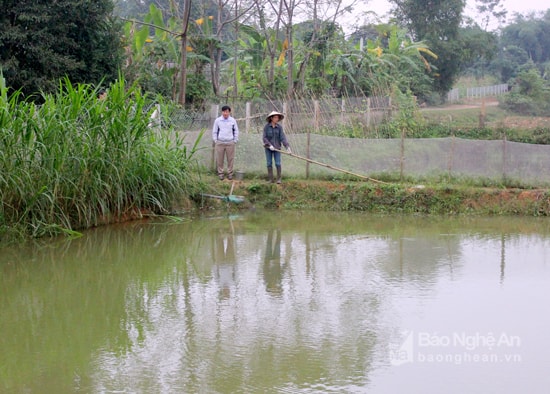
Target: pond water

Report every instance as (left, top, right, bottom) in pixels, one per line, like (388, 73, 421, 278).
(2, 211, 550, 393)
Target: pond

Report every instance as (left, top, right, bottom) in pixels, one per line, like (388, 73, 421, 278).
(1, 211, 550, 393)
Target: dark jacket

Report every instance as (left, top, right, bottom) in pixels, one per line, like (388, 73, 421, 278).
(262, 123, 289, 150)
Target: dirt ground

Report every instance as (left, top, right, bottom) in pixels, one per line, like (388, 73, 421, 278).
(496, 115, 550, 129)
(423, 97, 550, 129)
(433, 96, 500, 110)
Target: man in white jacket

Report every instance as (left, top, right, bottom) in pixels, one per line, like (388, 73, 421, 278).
(212, 105, 239, 180)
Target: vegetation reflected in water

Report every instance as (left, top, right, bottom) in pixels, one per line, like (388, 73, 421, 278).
(1, 212, 550, 393)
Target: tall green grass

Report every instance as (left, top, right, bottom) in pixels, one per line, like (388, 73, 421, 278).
(0, 77, 201, 239)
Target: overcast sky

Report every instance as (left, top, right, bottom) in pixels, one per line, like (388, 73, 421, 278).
(363, 0, 548, 23)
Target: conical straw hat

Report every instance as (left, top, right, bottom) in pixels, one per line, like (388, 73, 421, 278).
(266, 110, 284, 122)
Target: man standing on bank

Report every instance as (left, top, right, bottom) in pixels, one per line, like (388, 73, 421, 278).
(212, 105, 239, 180)
(263, 111, 291, 184)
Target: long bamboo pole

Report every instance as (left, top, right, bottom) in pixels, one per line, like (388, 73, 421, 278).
(274, 148, 390, 184)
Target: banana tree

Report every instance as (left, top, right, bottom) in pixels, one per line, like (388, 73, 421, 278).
(357, 26, 437, 98)
(380, 26, 437, 99)
(123, 4, 183, 100)
(222, 23, 287, 99)
(122, 2, 201, 105)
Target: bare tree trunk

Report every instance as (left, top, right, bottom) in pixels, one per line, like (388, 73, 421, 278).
(178, 0, 192, 105)
(295, 0, 317, 95)
(210, 0, 224, 97)
(209, 0, 253, 98)
(272, 0, 284, 87)
(210, 45, 218, 96)
(281, 0, 296, 98)
(233, 0, 239, 97)
(255, 0, 282, 88)
(294, 0, 345, 95)
(215, 47, 223, 96)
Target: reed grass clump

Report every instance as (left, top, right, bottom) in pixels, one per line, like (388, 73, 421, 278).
(0, 77, 200, 239)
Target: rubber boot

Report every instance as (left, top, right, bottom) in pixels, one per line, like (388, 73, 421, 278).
(276, 165, 282, 184)
(267, 166, 274, 183)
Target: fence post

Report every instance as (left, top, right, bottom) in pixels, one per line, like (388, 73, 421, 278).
(400, 128, 405, 181)
(314, 99, 320, 131)
(448, 134, 455, 179)
(479, 98, 486, 127)
(366, 97, 371, 129)
(307, 100, 320, 179)
(282, 101, 288, 130)
(210, 104, 218, 171)
(245, 102, 251, 133)
(502, 133, 507, 183)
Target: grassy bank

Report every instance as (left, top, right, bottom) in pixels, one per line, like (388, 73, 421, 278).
(0, 79, 201, 240)
(418, 103, 550, 144)
(198, 176, 550, 216)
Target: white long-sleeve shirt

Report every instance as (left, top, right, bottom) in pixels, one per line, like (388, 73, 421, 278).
(212, 115, 239, 143)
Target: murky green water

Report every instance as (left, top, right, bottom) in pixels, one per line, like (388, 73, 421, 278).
(2, 212, 550, 393)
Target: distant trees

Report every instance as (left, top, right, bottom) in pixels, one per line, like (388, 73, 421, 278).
(456, 23, 498, 79)
(2, 0, 549, 107)
(389, 0, 466, 99)
(499, 11, 550, 66)
(477, 10, 550, 90)
(493, 11, 550, 116)
(474, 0, 507, 30)
(0, 0, 123, 98)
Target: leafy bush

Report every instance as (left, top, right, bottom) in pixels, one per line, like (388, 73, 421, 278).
(500, 68, 550, 116)
(500, 93, 541, 116)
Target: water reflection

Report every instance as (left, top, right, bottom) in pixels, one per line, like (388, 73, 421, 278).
(263, 228, 285, 295)
(500, 233, 506, 283)
(211, 218, 237, 299)
(1, 213, 550, 393)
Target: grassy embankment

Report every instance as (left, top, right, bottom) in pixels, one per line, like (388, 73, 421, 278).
(0, 79, 203, 240)
(196, 94, 550, 216)
(197, 175, 550, 217)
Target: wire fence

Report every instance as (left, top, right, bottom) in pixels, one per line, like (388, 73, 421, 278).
(167, 96, 393, 134)
(169, 86, 510, 136)
(447, 84, 509, 103)
(168, 91, 550, 187)
(181, 129, 550, 187)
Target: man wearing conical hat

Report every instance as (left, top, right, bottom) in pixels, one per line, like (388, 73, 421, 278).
(262, 111, 291, 184)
